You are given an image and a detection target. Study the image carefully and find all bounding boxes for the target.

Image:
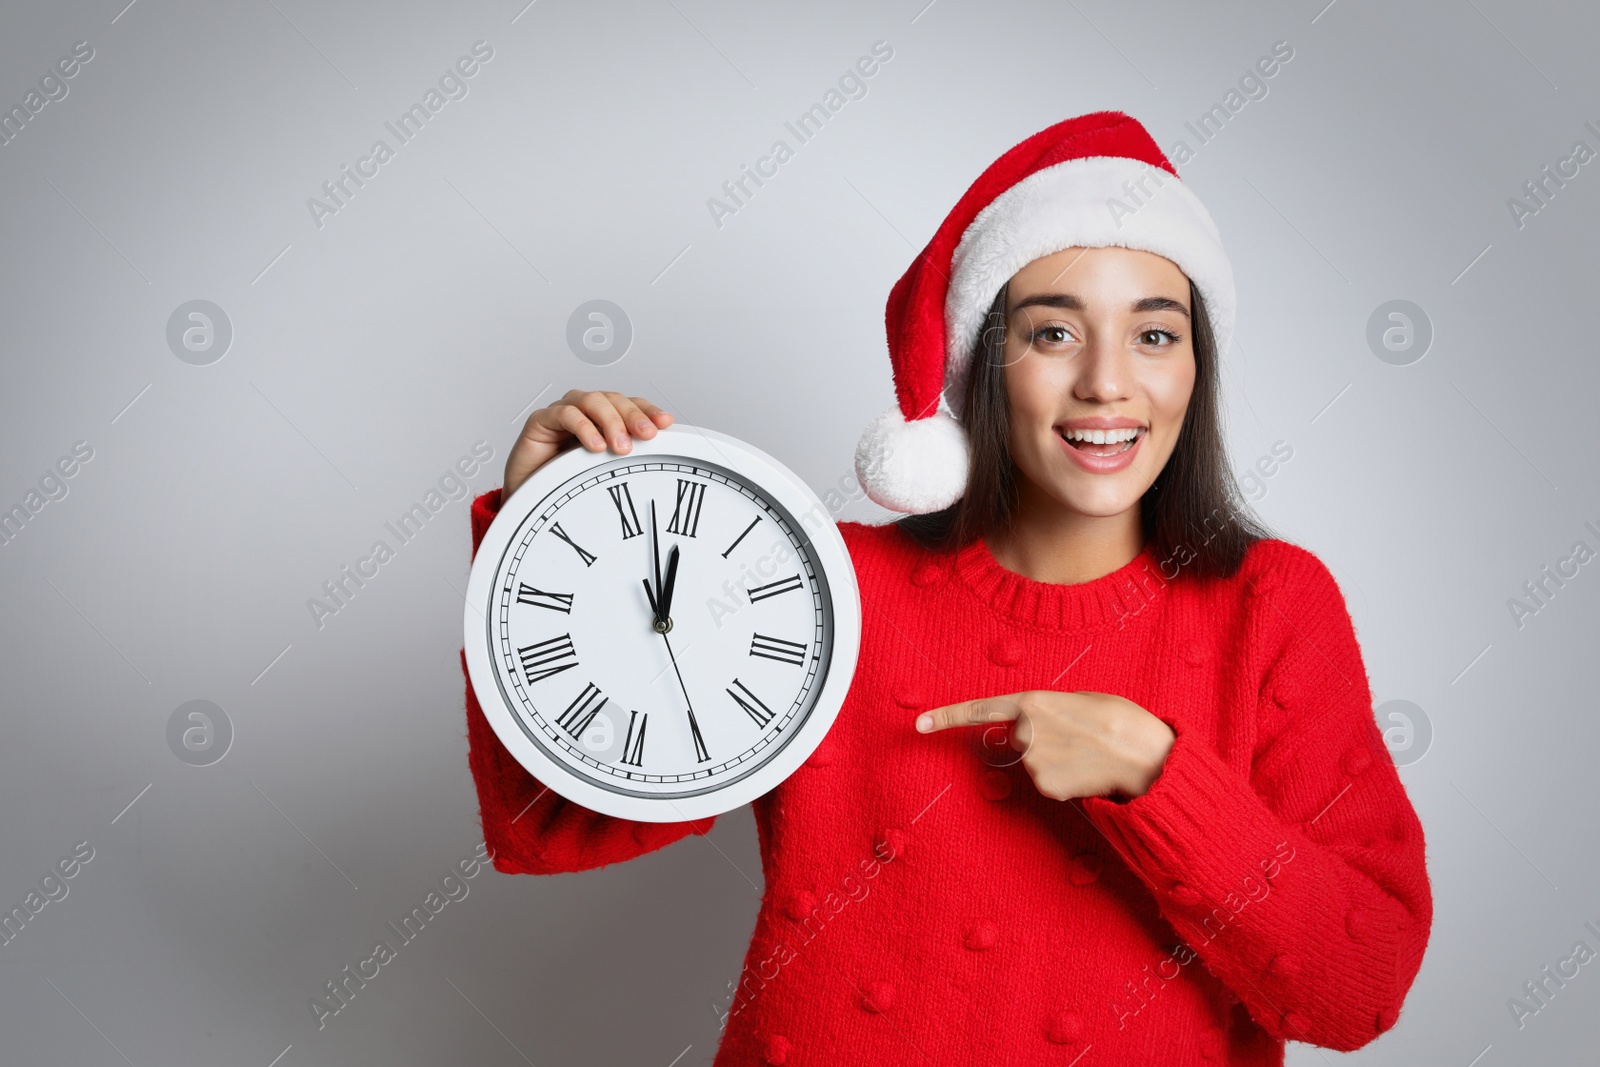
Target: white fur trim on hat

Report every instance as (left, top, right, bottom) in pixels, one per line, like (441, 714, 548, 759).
(943, 156, 1235, 416)
(853, 403, 970, 514)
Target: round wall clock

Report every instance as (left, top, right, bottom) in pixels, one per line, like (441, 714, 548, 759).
(463, 424, 862, 823)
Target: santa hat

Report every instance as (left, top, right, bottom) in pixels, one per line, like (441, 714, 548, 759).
(853, 110, 1235, 515)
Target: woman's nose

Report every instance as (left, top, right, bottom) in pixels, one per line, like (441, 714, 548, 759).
(1072, 335, 1129, 402)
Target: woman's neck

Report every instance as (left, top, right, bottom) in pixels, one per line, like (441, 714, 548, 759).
(985, 482, 1144, 585)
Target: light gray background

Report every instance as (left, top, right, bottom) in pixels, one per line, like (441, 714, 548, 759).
(1, 0, 1595, 1064)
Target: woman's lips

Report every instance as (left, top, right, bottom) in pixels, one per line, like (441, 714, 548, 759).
(1057, 427, 1144, 473)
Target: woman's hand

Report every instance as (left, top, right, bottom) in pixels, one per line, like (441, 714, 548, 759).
(505, 389, 674, 498)
(915, 691, 1176, 801)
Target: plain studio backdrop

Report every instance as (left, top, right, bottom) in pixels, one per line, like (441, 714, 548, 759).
(1, 0, 1596, 1063)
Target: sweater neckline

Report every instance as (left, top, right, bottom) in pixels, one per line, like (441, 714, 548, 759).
(950, 532, 1166, 632)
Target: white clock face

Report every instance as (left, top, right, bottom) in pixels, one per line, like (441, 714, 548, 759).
(481, 454, 837, 802)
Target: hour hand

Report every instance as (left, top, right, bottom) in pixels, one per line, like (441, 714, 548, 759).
(658, 545, 681, 622)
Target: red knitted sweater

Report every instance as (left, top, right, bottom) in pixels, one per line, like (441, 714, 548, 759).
(460, 488, 1432, 1065)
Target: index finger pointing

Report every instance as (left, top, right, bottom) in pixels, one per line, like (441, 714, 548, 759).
(915, 696, 1022, 734)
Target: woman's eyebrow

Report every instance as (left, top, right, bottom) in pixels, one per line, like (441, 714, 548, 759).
(1131, 296, 1190, 317)
(1011, 293, 1084, 313)
(1010, 293, 1190, 317)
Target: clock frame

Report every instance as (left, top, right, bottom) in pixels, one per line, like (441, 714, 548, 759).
(463, 424, 862, 822)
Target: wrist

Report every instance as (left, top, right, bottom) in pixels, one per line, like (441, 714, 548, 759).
(1120, 714, 1176, 798)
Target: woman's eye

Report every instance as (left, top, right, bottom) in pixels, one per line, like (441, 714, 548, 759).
(1034, 326, 1073, 345)
(1139, 328, 1179, 346)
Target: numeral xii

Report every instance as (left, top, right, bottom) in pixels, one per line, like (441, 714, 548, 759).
(667, 478, 707, 537)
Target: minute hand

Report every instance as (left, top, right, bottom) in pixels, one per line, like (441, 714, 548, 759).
(645, 500, 664, 626)
(659, 626, 709, 762)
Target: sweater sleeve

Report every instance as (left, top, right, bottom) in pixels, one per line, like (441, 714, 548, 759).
(461, 487, 716, 875)
(1078, 545, 1432, 1052)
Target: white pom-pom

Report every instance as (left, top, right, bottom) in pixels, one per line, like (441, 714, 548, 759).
(853, 405, 970, 515)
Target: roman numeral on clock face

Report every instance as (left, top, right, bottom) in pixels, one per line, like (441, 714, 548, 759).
(727, 678, 775, 728)
(747, 574, 803, 602)
(620, 708, 648, 766)
(686, 708, 711, 763)
(749, 633, 806, 666)
(516, 583, 574, 613)
(518, 633, 578, 684)
(556, 682, 606, 738)
(549, 522, 597, 567)
(667, 478, 707, 537)
(607, 482, 644, 540)
(722, 515, 761, 558)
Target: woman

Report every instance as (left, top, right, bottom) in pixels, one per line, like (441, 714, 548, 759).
(460, 112, 1433, 1065)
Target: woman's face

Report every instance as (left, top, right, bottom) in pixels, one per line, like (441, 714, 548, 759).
(1000, 245, 1196, 521)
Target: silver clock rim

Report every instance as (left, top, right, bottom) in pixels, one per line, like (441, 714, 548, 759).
(462, 423, 863, 823)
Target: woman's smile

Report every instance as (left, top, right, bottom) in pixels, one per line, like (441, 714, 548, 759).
(1055, 417, 1148, 472)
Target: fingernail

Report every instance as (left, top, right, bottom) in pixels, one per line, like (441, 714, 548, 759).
(915, 714, 932, 732)
(635, 419, 651, 432)
(615, 435, 629, 450)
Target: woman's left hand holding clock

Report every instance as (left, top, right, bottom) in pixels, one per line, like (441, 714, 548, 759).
(504, 388, 675, 497)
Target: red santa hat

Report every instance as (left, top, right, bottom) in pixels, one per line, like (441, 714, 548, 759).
(853, 110, 1235, 515)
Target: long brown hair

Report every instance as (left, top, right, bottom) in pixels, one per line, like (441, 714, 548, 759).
(894, 278, 1275, 580)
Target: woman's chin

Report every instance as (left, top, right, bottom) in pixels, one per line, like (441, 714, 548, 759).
(1038, 473, 1145, 519)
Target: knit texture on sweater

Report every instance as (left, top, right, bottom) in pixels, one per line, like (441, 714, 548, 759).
(460, 488, 1432, 1065)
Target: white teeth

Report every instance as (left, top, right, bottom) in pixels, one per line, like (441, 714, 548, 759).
(1061, 427, 1141, 444)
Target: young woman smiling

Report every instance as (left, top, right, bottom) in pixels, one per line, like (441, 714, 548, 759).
(460, 112, 1433, 1065)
